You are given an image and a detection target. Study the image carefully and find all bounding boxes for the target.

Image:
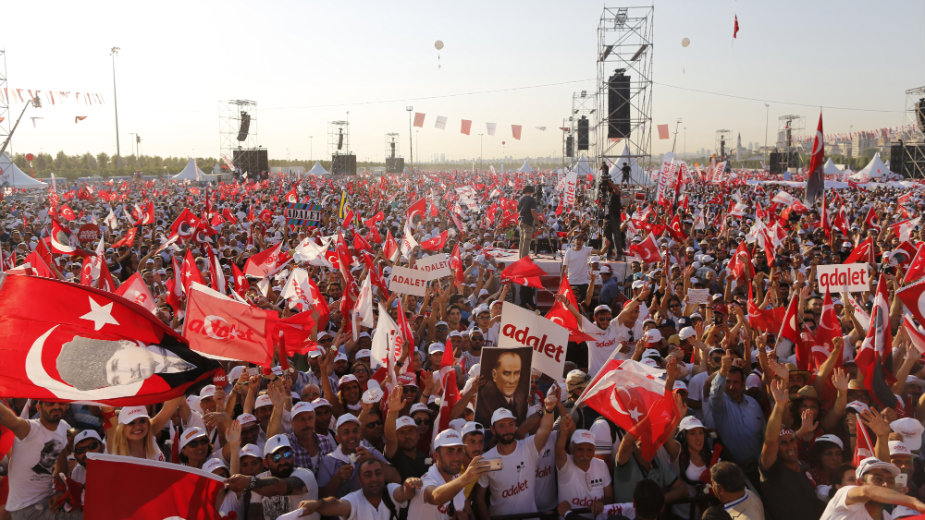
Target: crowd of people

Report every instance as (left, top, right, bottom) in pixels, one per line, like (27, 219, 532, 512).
(0, 164, 924, 520)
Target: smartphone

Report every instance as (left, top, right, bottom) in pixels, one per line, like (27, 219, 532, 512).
(896, 473, 908, 488)
(271, 366, 283, 377)
(484, 458, 503, 471)
(246, 367, 259, 378)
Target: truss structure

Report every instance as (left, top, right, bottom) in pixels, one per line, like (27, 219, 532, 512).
(571, 89, 597, 157)
(219, 99, 257, 163)
(329, 121, 350, 157)
(0, 50, 10, 154)
(596, 6, 654, 168)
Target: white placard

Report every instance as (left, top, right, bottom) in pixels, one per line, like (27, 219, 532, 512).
(388, 266, 429, 297)
(415, 253, 452, 281)
(816, 263, 871, 293)
(687, 288, 710, 305)
(498, 302, 568, 379)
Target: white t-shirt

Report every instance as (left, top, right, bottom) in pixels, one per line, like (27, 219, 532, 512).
(557, 455, 611, 510)
(820, 486, 890, 520)
(477, 437, 540, 516)
(6, 418, 70, 511)
(563, 246, 593, 285)
(256, 468, 319, 520)
(342, 483, 407, 520)
(582, 316, 643, 377)
(407, 463, 465, 520)
(534, 432, 558, 511)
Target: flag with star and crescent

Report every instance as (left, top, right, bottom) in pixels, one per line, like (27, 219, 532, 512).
(0, 273, 221, 406)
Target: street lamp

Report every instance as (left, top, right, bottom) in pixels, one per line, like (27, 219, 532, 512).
(478, 133, 484, 171)
(406, 106, 414, 170)
(764, 103, 770, 152)
(110, 46, 122, 172)
(308, 135, 313, 161)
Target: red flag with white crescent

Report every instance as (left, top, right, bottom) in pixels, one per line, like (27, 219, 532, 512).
(114, 273, 157, 315)
(183, 283, 275, 366)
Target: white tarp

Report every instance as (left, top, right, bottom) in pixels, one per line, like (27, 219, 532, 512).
(823, 158, 843, 176)
(306, 161, 329, 175)
(747, 179, 917, 190)
(851, 153, 892, 181)
(171, 158, 213, 182)
(0, 153, 48, 189)
(572, 155, 593, 176)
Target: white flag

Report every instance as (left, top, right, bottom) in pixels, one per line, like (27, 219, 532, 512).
(434, 116, 447, 130)
(293, 237, 334, 268)
(400, 226, 419, 260)
(280, 268, 314, 310)
(105, 209, 119, 230)
(371, 303, 400, 370)
(486, 122, 496, 136)
(355, 274, 375, 328)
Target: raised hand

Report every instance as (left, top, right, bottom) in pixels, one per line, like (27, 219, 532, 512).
(770, 378, 789, 405)
(226, 419, 242, 446)
(831, 368, 849, 393)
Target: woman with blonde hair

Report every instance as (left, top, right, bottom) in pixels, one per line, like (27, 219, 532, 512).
(103, 396, 184, 461)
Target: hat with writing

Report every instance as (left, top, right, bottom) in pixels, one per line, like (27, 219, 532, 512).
(815, 434, 844, 451)
(396, 416, 417, 430)
(292, 401, 315, 417)
(434, 429, 465, 450)
(461, 421, 485, 439)
(255, 394, 273, 409)
(74, 429, 103, 446)
(491, 408, 516, 425)
(118, 406, 151, 425)
(855, 457, 900, 481)
(264, 434, 291, 455)
(203, 457, 228, 474)
(570, 429, 596, 446)
(335, 413, 360, 431)
(890, 440, 913, 457)
(240, 443, 263, 459)
(179, 427, 208, 450)
(890, 418, 924, 451)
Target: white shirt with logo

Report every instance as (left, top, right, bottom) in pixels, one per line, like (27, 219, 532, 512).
(557, 455, 611, 510)
(477, 436, 539, 516)
(256, 468, 318, 520)
(563, 246, 593, 285)
(407, 463, 465, 520)
(582, 316, 643, 377)
(6, 419, 70, 511)
(534, 432, 558, 511)
(342, 483, 406, 520)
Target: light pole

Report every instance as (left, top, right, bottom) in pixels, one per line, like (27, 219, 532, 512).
(764, 103, 770, 152)
(478, 133, 484, 171)
(308, 135, 313, 162)
(129, 132, 137, 171)
(406, 106, 413, 170)
(110, 46, 122, 172)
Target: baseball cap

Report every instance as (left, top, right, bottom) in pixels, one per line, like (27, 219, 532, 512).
(396, 416, 417, 430)
(473, 304, 490, 316)
(890, 418, 924, 451)
(631, 280, 645, 290)
(118, 406, 150, 425)
(238, 413, 257, 426)
(428, 342, 445, 355)
(816, 434, 844, 451)
(255, 394, 273, 409)
(641, 348, 661, 360)
(337, 374, 358, 389)
(355, 349, 371, 359)
(678, 327, 697, 341)
(599, 265, 613, 274)
(435, 321, 449, 328)
(644, 329, 662, 343)
(74, 430, 102, 446)
(461, 421, 485, 438)
(199, 385, 217, 399)
(334, 352, 348, 364)
(397, 373, 418, 387)
(240, 443, 263, 459)
(434, 429, 465, 450)
(570, 429, 596, 446)
(593, 304, 612, 315)
(203, 457, 228, 474)
(890, 440, 914, 457)
(291, 401, 315, 417)
(311, 398, 331, 409)
(410, 403, 432, 416)
(673, 380, 688, 393)
(745, 373, 763, 390)
(335, 413, 360, 430)
(678, 416, 705, 431)
(855, 457, 900, 481)
(179, 427, 208, 450)
(491, 408, 516, 425)
(264, 434, 291, 455)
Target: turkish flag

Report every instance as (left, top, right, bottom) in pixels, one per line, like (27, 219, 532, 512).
(903, 315, 925, 357)
(905, 243, 925, 283)
(667, 215, 687, 242)
(96, 259, 116, 293)
(450, 244, 465, 285)
(184, 283, 275, 366)
(845, 237, 874, 264)
(284, 187, 298, 203)
(50, 219, 77, 255)
(628, 233, 661, 263)
(111, 227, 138, 249)
(814, 288, 842, 369)
(864, 207, 880, 230)
(892, 217, 920, 243)
(361, 253, 390, 299)
(406, 197, 427, 223)
(420, 230, 449, 252)
(114, 272, 157, 314)
(545, 274, 596, 343)
(746, 287, 784, 333)
(383, 230, 399, 262)
(169, 209, 201, 240)
(353, 232, 372, 253)
(728, 242, 755, 279)
(181, 250, 205, 294)
(244, 242, 291, 278)
(853, 414, 876, 466)
(857, 276, 897, 408)
(778, 294, 806, 368)
(84, 453, 228, 520)
(833, 205, 850, 237)
(135, 202, 155, 226)
(221, 208, 237, 225)
(805, 113, 824, 204)
(231, 263, 249, 298)
(166, 257, 185, 313)
(278, 309, 318, 356)
(0, 273, 219, 404)
(581, 359, 679, 460)
(206, 247, 226, 294)
(499, 256, 546, 289)
(59, 204, 76, 221)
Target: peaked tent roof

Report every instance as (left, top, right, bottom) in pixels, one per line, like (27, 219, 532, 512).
(851, 152, 892, 180)
(823, 158, 842, 175)
(572, 155, 593, 176)
(0, 152, 48, 189)
(518, 160, 534, 173)
(609, 143, 653, 186)
(306, 161, 329, 175)
(172, 158, 212, 181)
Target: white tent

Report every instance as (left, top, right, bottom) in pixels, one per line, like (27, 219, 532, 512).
(518, 160, 534, 173)
(823, 158, 843, 176)
(0, 152, 48, 189)
(572, 155, 593, 177)
(609, 144, 653, 185)
(306, 161, 329, 175)
(851, 153, 892, 181)
(172, 158, 212, 182)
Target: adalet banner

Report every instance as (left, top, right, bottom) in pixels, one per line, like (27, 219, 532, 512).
(388, 265, 428, 297)
(497, 302, 568, 379)
(415, 253, 452, 280)
(816, 263, 871, 293)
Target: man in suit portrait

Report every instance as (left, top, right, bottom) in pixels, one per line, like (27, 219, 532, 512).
(476, 348, 529, 426)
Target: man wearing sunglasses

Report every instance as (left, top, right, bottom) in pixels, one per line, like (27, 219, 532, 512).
(63, 430, 104, 512)
(226, 434, 319, 520)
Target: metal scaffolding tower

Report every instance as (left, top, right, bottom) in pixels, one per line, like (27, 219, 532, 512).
(219, 99, 257, 162)
(0, 50, 11, 155)
(571, 89, 597, 157)
(597, 6, 654, 168)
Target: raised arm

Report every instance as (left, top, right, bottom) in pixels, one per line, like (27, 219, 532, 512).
(760, 378, 789, 470)
(0, 400, 30, 440)
(533, 389, 559, 451)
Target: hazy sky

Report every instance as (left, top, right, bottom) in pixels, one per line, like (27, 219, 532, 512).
(2, 0, 923, 164)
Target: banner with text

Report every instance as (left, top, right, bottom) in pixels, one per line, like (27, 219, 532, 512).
(816, 263, 871, 293)
(415, 253, 452, 280)
(388, 265, 429, 296)
(498, 302, 568, 379)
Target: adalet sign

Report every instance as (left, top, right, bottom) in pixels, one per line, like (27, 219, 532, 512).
(388, 265, 428, 297)
(498, 302, 568, 379)
(816, 263, 871, 293)
(415, 253, 452, 280)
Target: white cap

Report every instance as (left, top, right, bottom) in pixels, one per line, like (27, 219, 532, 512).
(473, 304, 490, 316)
(292, 401, 315, 417)
(240, 443, 263, 459)
(641, 348, 661, 359)
(593, 304, 612, 315)
(238, 413, 257, 426)
(428, 342, 446, 355)
(679, 327, 697, 340)
(264, 434, 291, 455)
(599, 265, 613, 274)
(179, 427, 208, 450)
(355, 349, 371, 359)
(203, 457, 228, 474)
(334, 352, 348, 363)
(672, 380, 688, 392)
(311, 397, 331, 409)
(645, 329, 662, 343)
(448, 418, 467, 432)
(335, 413, 360, 430)
(678, 416, 705, 431)
(74, 430, 102, 446)
(491, 408, 515, 425)
(118, 406, 150, 425)
(570, 429, 596, 446)
(816, 434, 844, 451)
(434, 429, 465, 450)
(255, 394, 273, 409)
(395, 416, 417, 430)
(890, 440, 914, 457)
(460, 421, 485, 438)
(199, 385, 217, 399)
(746, 373, 763, 390)
(631, 280, 645, 289)
(227, 365, 245, 383)
(338, 374, 358, 388)
(410, 403, 432, 416)
(890, 418, 924, 451)
(855, 457, 900, 481)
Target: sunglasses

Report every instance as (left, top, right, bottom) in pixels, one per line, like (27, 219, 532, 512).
(414, 417, 432, 426)
(365, 421, 383, 428)
(270, 449, 293, 462)
(74, 440, 101, 455)
(186, 437, 209, 448)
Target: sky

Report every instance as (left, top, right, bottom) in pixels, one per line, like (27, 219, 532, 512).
(1, 0, 924, 165)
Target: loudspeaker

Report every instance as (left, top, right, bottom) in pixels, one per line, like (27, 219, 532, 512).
(337, 129, 344, 151)
(891, 144, 905, 176)
(769, 152, 782, 174)
(577, 117, 589, 151)
(565, 135, 574, 158)
(332, 154, 357, 175)
(237, 112, 251, 142)
(917, 99, 925, 132)
(233, 148, 268, 174)
(607, 70, 631, 138)
(386, 157, 404, 174)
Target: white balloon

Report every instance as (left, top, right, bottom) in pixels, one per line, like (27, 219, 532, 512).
(681, 37, 691, 47)
(434, 40, 444, 50)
